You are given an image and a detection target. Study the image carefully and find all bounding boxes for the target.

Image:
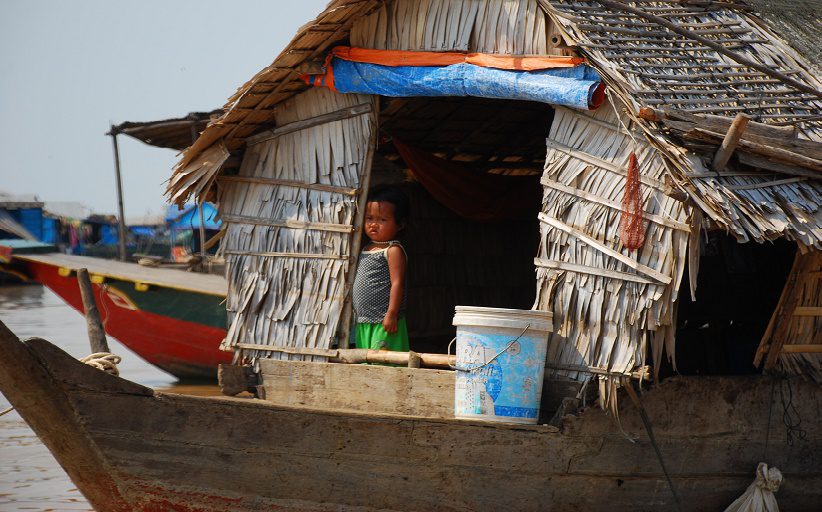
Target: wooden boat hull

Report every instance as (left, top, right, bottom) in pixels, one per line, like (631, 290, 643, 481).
(1, 321, 820, 511)
(8, 254, 229, 379)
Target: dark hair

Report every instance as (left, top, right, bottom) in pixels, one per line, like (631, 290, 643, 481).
(367, 185, 410, 226)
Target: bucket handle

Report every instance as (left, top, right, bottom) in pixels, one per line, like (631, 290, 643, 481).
(448, 323, 530, 372)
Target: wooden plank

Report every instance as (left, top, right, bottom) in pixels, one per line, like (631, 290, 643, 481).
(258, 359, 455, 418)
(781, 344, 822, 354)
(793, 307, 822, 317)
(540, 177, 690, 231)
(534, 257, 655, 285)
(221, 213, 354, 233)
(727, 177, 807, 191)
(247, 103, 373, 146)
(688, 128, 822, 171)
(14, 253, 226, 296)
(217, 176, 359, 196)
(538, 213, 672, 285)
(338, 98, 378, 348)
(545, 138, 667, 189)
(223, 250, 348, 260)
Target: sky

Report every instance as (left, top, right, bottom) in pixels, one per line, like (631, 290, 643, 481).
(0, 0, 329, 220)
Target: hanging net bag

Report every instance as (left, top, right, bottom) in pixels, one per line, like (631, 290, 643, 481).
(619, 152, 645, 251)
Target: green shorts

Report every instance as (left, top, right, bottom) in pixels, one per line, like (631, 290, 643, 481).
(354, 317, 409, 351)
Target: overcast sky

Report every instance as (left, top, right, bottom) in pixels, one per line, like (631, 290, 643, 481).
(0, 0, 329, 219)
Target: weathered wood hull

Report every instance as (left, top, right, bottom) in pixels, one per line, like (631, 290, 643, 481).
(0, 322, 820, 511)
(7, 254, 229, 379)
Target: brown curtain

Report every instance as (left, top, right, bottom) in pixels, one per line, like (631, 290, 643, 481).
(393, 138, 541, 222)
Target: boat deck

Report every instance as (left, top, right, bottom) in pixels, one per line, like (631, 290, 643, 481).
(16, 253, 227, 296)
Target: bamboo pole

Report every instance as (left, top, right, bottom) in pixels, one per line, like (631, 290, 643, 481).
(233, 342, 455, 368)
(77, 268, 110, 354)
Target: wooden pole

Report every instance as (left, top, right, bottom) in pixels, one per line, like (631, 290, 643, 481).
(108, 128, 128, 262)
(712, 113, 750, 171)
(77, 268, 110, 354)
(190, 120, 207, 262)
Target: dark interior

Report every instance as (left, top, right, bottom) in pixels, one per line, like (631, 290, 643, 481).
(664, 233, 796, 377)
(372, 96, 554, 353)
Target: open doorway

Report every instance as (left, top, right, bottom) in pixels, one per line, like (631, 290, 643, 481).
(669, 233, 796, 376)
(370, 96, 554, 353)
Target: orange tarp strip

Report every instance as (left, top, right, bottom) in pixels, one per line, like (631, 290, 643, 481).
(330, 46, 585, 71)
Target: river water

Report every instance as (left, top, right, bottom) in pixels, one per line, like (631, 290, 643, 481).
(0, 284, 217, 511)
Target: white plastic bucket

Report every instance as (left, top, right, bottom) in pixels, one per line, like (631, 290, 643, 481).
(452, 306, 553, 424)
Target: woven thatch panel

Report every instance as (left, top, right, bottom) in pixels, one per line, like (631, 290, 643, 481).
(535, 101, 689, 405)
(351, 0, 556, 54)
(219, 87, 377, 362)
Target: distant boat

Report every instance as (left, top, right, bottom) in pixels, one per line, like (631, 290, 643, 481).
(1, 246, 229, 380)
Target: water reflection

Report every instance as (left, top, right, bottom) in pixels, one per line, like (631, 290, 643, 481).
(0, 284, 217, 510)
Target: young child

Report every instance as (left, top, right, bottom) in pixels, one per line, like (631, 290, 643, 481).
(352, 186, 409, 352)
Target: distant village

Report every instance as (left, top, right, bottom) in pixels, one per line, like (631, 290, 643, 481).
(0, 189, 220, 263)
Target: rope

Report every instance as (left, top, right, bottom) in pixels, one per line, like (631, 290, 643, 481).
(80, 352, 121, 376)
(448, 324, 531, 372)
(0, 351, 123, 418)
(779, 376, 807, 446)
(624, 381, 682, 512)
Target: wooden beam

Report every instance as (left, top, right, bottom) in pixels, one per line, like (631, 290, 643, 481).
(247, 103, 373, 146)
(534, 257, 656, 284)
(217, 175, 359, 196)
(793, 307, 822, 317)
(221, 214, 353, 234)
(538, 213, 672, 284)
(711, 114, 751, 171)
(781, 344, 822, 354)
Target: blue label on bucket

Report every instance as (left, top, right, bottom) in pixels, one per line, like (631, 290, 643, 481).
(454, 328, 547, 423)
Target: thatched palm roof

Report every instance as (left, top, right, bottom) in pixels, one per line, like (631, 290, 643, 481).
(168, 0, 822, 246)
(110, 110, 222, 151)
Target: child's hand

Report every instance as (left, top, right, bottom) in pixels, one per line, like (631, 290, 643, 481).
(382, 313, 398, 334)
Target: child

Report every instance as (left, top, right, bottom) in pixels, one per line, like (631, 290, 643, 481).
(352, 186, 409, 352)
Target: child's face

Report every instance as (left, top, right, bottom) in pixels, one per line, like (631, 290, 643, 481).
(364, 201, 401, 242)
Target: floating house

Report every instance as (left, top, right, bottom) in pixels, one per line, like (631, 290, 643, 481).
(165, 0, 821, 411)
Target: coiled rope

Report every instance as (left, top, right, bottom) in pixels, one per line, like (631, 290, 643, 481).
(80, 352, 122, 376)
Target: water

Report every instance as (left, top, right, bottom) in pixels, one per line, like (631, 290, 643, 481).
(0, 285, 217, 510)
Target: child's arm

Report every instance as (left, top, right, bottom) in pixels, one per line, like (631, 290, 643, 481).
(383, 245, 406, 335)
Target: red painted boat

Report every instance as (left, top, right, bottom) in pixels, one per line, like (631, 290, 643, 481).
(2, 252, 229, 380)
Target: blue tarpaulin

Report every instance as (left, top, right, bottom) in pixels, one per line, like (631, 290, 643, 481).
(165, 203, 221, 231)
(324, 58, 604, 110)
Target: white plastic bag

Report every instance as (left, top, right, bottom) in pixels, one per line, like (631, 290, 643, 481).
(724, 462, 782, 512)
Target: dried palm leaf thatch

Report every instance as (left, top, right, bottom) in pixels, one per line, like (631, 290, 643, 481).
(218, 88, 377, 364)
(535, 101, 689, 411)
(351, 0, 553, 55)
(167, 141, 229, 207)
(540, 0, 822, 249)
